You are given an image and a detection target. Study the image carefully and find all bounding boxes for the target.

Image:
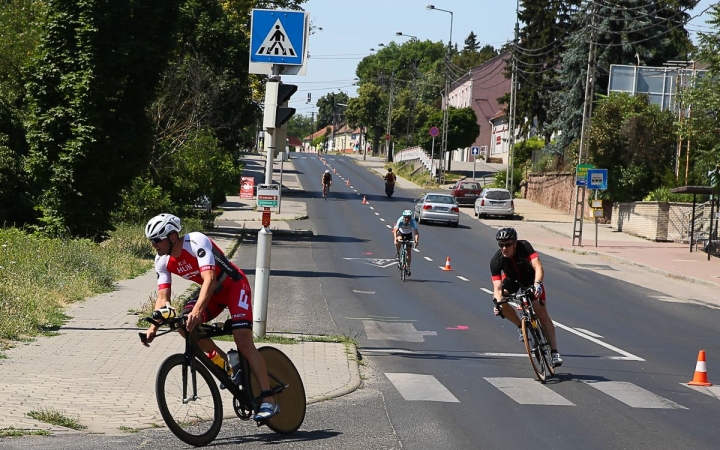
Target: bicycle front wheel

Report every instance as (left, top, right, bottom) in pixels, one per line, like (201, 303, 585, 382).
(156, 353, 223, 447)
(522, 319, 547, 382)
(535, 322, 555, 376)
(400, 252, 406, 281)
(251, 346, 306, 435)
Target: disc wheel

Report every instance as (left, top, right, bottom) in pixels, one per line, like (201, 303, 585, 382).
(522, 319, 547, 382)
(250, 347, 306, 434)
(156, 354, 223, 447)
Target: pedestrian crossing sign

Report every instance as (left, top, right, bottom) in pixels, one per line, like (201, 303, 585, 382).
(250, 9, 307, 66)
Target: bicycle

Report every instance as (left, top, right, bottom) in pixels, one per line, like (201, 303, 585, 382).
(397, 239, 413, 281)
(139, 307, 306, 447)
(493, 287, 554, 382)
(322, 183, 330, 199)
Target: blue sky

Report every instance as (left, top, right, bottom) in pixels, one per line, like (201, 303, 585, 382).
(285, 0, 717, 117)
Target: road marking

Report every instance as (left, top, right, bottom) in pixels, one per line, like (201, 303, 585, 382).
(386, 224, 392, 229)
(364, 321, 437, 342)
(485, 377, 575, 406)
(574, 328, 603, 338)
(447, 325, 469, 330)
(352, 290, 376, 294)
(375, 212, 380, 216)
(413, 248, 420, 252)
(480, 287, 493, 295)
(681, 383, 720, 399)
(584, 381, 687, 409)
(380, 218, 385, 222)
(385, 373, 459, 403)
(554, 322, 644, 361)
(424, 256, 433, 261)
(475, 352, 527, 358)
(370, 207, 374, 210)
(457, 276, 469, 281)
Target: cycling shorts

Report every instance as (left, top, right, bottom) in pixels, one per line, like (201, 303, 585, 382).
(396, 230, 413, 241)
(182, 277, 253, 330)
(501, 278, 546, 302)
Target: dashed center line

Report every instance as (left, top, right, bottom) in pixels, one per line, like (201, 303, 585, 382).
(424, 256, 433, 261)
(380, 218, 385, 222)
(457, 276, 469, 281)
(369, 207, 374, 210)
(386, 224, 392, 229)
(480, 287, 493, 294)
(375, 212, 380, 216)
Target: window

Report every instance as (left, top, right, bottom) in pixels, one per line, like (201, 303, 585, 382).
(485, 190, 511, 200)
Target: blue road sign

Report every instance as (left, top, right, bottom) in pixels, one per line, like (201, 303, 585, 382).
(471, 146, 480, 155)
(250, 9, 306, 66)
(587, 168, 608, 190)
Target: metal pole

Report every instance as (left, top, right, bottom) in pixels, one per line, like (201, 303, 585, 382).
(264, 65, 281, 184)
(507, 0, 519, 192)
(253, 226, 272, 337)
(278, 159, 284, 214)
(473, 156, 476, 181)
(430, 135, 436, 182)
(595, 190, 598, 247)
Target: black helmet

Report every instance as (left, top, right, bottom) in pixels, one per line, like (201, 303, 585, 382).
(495, 227, 517, 241)
(388, 168, 393, 172)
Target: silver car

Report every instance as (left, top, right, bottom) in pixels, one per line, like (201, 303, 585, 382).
(413, 193, 460, 227)
(474, 188, 514, 218)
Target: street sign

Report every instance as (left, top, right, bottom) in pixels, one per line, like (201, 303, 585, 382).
(256, 183, 281, 209)
(250, 9, 307, 66)
(587, 168, 608, 190)
(429, 126, 439, 137)
(471, 146, 480, 156)
(240, 176, 255, 199)
(575, 163, 595, 187)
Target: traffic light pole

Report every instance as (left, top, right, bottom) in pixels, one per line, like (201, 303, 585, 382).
(264, 66, 281, 184)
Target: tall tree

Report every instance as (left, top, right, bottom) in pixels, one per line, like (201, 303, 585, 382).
(24, 0, 181, 238)
(463, 31, 480, 51)
(345, 83, 387, 157)
(315, 91, 349, 130)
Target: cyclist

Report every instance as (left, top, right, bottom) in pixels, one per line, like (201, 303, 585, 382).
(321, 169, 332, 197)
(490, 227, 562, 367)
(393, 209, 419, 275)
(141, 213, 279, 420)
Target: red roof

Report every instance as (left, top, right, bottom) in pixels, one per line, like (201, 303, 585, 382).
(287, 135, 303, 147)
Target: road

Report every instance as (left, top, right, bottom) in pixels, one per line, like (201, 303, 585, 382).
(5, 153, 719, 450)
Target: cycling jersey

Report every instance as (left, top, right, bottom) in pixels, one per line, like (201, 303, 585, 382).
(489, 240, 538, 288)
(394, 217, 418, 235)
(154, 232, 252, 328)
(322, 173, 332, 184)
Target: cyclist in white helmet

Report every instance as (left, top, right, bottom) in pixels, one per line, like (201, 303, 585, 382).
(142, 213, 280, 421)
(393, 209, 420, 275)
(321, 169, 333, 198)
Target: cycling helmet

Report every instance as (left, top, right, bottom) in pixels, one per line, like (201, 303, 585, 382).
(145, 214, 182, 240)
(325, 169, 330, 174)
(495, 227, 517, 241)
(388, 168, 393, 172)
(402, 209, 412, 217)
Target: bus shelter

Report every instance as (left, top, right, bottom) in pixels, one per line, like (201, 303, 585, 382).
(670, 186, 717, 259)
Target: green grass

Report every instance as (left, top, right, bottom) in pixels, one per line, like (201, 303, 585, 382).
(118, 425, 139, 433)
(0, 427, 50, 437)
(27, 408, 87, 430)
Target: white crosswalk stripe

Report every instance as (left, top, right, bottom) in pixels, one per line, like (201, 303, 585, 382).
(584, 381, 687, 409)
(385, 373, 459, 402)
(485, 377, 575, 405)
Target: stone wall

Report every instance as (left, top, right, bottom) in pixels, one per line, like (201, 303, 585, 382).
(525, 172, 602, 220)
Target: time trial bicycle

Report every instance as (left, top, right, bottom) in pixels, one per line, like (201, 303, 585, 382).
(397, 240, 413, 281)
(493, 287, 554, 382)
(139, 307, 306, 447)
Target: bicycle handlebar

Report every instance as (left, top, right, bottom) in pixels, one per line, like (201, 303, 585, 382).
(138, 308, 235, 344)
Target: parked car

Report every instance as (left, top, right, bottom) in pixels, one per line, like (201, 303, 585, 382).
(474, 188, 514, 219)
(413, 193, 460, 227)
(448, 180, 483, 206)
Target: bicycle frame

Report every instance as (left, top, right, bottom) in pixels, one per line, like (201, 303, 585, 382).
(398, 239, 412, 281)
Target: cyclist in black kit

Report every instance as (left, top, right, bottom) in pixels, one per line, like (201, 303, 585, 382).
(490, 227, 562, 367)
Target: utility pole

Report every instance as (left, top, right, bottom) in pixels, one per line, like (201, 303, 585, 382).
(385, 71, 396, 163)
(506, 0, 520, 193)
(310, 111, 315, 152)
(571, 3, 598, 247)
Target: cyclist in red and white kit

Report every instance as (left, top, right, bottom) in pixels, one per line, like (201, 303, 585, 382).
(141, 213, 279, 421)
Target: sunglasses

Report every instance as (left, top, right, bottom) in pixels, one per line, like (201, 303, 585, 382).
(498, 242, 515, 249)
(150, 237, 167, 244)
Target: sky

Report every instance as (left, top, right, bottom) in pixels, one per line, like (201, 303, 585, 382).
(282, 0, 718, 118)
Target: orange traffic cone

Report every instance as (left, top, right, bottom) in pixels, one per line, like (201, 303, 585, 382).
(441, 256, 453, 271)
(362, 196, 368, 204)
(688, 350, 712, 386)
(333, 168, 336, 173)
(346, 179, 350, 185)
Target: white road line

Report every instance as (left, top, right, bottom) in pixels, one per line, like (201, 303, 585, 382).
(574, 328, 604, 338)
(386, 224, 392, 229)
(554, 322, 644, 361)
(480, 288, 493, 295)
(375, 212, 380, 216)
(476, 352, 527, 358)
(457, 276, 469, 281)
(681, 383, 720, 400)
(385, 373, 459, 402)
(352, 290, 376, 294)
(370, 207, 374, 210)
(485, 377, 575, 406)
(380, 218, 385, 222)
(413, 248, 420, 252)
(584, 381, 687, 409)
(424, 257, 433, 261)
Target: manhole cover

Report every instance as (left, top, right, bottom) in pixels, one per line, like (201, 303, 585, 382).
(576, 264, 617, 271)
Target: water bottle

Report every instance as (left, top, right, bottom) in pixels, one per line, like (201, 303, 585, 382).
(227, 349, 243, 386)
(152, 305, 177, 320)
(207, 351, 225, 370)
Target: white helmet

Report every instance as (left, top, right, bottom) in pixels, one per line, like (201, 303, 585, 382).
(402, 209, 413, 217)
(145, 214, 182, 240)
(325, 169, 330, 174)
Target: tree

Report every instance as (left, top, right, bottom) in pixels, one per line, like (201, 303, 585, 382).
(463, 31, 480, 52)
(316, 91, 349, 130)
(589, 93, 676, 201)
(452, 44, 498, 72)
(287, 114, 314, 141)
(24, 0, 181, 238)
(345, 84, 387, 157)
(417, 107, 480, 157)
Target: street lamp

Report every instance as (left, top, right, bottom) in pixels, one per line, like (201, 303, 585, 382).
(427, 4, 454, 174)
(395, 31, 418, 40)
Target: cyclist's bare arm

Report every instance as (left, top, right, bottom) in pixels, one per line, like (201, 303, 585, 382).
(530, 257, 544, 283)
(145, 288, 172, 345)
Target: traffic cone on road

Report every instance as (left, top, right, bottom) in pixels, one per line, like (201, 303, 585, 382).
(362, 196, 368, 204)
(346, 179, 350, 185)
(441, 256, 453, 271)
(333, 168, 336, 174)
(688, 350, 713, 386)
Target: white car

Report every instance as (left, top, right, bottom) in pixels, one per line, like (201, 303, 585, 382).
(413, 193, 460, 227)
(474, 188, 514, 219)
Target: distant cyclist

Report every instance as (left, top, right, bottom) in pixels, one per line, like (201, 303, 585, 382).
(393, 210, 419, 275)
(490, 227, 562, 367)
(321, 169, 332, 198)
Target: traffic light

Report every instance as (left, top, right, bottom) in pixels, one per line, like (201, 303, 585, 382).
(263, 79, 297, 129)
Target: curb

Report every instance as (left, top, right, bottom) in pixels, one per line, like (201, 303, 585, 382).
(307, 344, 362, 404)
(238, 228, 314, 237)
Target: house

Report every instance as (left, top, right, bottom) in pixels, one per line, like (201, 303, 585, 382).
(330, 124, 366, 153)
(447, 52, 511, 163)
(287, 135, 303, 151)
(488, 109, 510, 164)
(302, 128, 330, 153)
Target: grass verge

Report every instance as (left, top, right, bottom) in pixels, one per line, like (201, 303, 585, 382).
(27, 408, 86, 430)
(0, 427, 50, 437)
